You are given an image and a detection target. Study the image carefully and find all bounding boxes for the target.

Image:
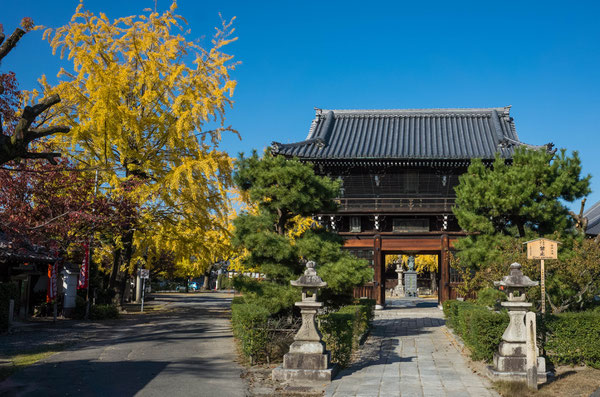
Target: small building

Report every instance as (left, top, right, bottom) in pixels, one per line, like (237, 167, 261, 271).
(0, 231, 56, 318)
(584, 200, 600, 237)
(272, 106, 544, 307)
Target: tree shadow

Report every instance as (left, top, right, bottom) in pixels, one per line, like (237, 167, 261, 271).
(332, 300, 445, 380)
(0, 293, 245, 396)
(0, 356, 245, 397)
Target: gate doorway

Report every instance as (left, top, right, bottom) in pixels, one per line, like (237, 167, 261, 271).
(383, 253, 439, 298)
(347, 234, 459, 308)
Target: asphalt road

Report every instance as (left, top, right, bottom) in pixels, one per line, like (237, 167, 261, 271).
(0, 292, 247, 397)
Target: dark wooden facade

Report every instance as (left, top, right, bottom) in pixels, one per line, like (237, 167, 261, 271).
(273, 107, 539, 307)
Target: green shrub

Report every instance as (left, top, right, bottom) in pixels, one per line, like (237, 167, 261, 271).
(319, 303, 373, 367)
(217, 274, 233, 290)
(89, 304, 119, 320)
(231, 303, 270, 364)
(72, 297, 119, 320)
(443, 299, 508, 362)
(232, 277, 300, 315)
(320, 310, 354, 367)
(466, 309, 508, 361)
(231, 296, 245, 305)
(0, 282, 19, 332)
(357, 298, 376, 322)
(476, 287, 506, 308)
(544, 312, 600, 368)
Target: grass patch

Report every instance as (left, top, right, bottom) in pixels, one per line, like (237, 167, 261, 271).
(493, 380, 534, 397)
(493, 367, 600, 397)
(0, 343, 69, 381)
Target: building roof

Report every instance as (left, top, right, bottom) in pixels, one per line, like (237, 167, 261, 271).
(0, 230, 56, 264)
(584, 200, 600, 236)
(272, 106, 546, 161)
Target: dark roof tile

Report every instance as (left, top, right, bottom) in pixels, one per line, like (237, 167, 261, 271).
(272, 106, 544, 160)
(584, 200, 600, 236)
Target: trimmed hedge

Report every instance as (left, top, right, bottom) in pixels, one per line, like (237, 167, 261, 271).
(319, 299, 375, 367)
(0, 282, 19, 332)
(89, 304, 119, 320)
(543, 312, 600, 368)
(72, 297, 119, 320)
(443, 300, 508, 362)
(444, 299, 600, 368)
(231, 303, 270, 364)
(231, 298, 375, 367)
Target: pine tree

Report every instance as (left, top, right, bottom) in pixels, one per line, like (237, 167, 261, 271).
(453, 147, 590, 268)
(232, 150, 373, 308)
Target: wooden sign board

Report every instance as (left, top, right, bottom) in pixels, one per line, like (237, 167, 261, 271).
(524, 238, 559, 260)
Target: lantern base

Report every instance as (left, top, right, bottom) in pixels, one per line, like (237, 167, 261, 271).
(272, 365, 338, 384)
(491, 354, 547, 383)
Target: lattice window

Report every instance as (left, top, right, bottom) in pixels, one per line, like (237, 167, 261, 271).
(350, 217, 361, 233)
(392, 218, 429, 233)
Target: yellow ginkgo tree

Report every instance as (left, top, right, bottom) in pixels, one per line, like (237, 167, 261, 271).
(36, 2, 238, 291)
(386, 254, 438, 274)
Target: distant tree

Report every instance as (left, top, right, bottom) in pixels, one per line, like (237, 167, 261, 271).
(0, 18, 70, 165)
(233, 150, 372, 305)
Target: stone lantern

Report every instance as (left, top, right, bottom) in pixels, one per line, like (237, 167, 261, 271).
(272, 261, 337, 384)
(491, 262, 546, 382)
(393, 261, 404, 297)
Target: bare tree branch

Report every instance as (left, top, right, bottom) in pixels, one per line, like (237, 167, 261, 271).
(0, 23, 70, 165)
(21, 151, 62, 165)
(27, 125, 71, 142)
(0, 28, 25, 62)
(1, 94, 70, 165)
(15, 94, 62, 140)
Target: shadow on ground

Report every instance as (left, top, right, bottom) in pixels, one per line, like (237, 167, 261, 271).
(332, 298, 444, 380)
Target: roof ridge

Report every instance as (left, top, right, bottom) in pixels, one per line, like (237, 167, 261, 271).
(318, 106, 511, 115)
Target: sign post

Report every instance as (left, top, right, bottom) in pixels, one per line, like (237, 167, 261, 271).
(524, 238, 559, 314)
(139, 269, 150, 312)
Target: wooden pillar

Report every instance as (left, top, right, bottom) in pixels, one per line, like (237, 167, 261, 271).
(440, 234, 450, 303)
(373, 235, 385, 308)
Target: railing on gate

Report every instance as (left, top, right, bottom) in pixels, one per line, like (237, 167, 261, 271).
(353, 283, 375, 300)
(336, 197, 455, 213)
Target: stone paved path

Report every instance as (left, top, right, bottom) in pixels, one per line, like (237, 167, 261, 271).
(325, 298, 498, 397)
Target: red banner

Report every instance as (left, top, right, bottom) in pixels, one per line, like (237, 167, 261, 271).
(78, 242, 90, 290)
(47, 261, 58, 303)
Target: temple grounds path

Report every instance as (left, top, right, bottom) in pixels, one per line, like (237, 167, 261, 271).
(0, 292, 246, 397)
(325, 298, 498, 397)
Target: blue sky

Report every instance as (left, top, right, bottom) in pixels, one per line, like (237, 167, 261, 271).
(2, 1, 600, 210)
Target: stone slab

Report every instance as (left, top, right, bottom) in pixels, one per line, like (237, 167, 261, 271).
(272, 365, 338, 383)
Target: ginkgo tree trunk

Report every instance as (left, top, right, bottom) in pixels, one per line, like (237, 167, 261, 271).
(38, 2, 238, 297)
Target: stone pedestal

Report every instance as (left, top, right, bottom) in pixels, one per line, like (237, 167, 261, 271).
(490, 263, 547, 383)
(491, 301, 546, 382)
(404, 271, 417, 297)
(272, 262, 337, 384)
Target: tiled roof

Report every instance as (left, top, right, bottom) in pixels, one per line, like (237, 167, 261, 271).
(272, 106, 545, 160)
(584, 200, 600, 236)
(0, 230, 56, 263)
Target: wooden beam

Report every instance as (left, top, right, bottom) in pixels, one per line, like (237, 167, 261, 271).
(440, 234, 450, 303)
(343, 236, 460, 251)
(343, 239, 373, 248)
(373, 235, 385, 308)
